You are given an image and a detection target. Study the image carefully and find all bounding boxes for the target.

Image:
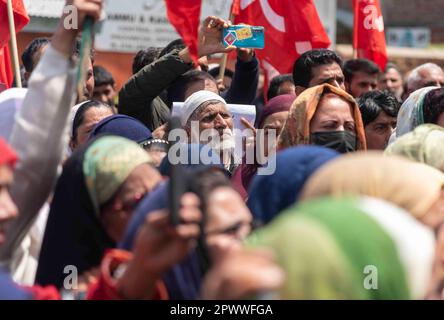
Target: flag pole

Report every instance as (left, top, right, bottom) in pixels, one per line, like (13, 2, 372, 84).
(6, 0, 22, 88)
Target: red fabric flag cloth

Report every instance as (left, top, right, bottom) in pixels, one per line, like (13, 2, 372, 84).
(165, 0, 202, 65)
(0, 46, 13, 89)
(353, 0, 387, 71)
(0, 0, 29, 88)
(234, 0, 331, 99)
(0, 0, 29, 47)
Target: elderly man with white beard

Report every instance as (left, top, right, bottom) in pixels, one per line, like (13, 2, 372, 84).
(180, 90, 238, 173)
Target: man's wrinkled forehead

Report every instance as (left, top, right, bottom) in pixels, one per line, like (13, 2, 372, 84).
(419, 67, 444, 85)
(198, 101, 229, 116)
(310, 62, 344, 82)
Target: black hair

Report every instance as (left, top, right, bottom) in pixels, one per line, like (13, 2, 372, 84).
(343, 58, 380, 84)
(132, 47, 162, 74)
(208, 67, 234, 79)
(93, 65, 115, 87)
(423, 88, 444, 124)
(167, 70, 217, 103)
(384, 62, 402, 75)
(71, 100, 114, 141)
(292, 49, 343, 88)
(267, 74, 294, 100)
(159, 38, 186, 58)
(21, 37, 50, 73)
(357, 90, 400, 126)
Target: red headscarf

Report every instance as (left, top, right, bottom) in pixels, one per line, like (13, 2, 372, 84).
(0, 138, 17, 168)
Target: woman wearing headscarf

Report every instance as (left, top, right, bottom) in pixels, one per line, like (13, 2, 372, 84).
(300, 152, 444, 231)
(394, 86, 438, 139)
(89, 114, 168, 167)
(202, 197, 436, 300)
(120, 146, 253, 300)
(69, 100, 115, 151)
(246, 146, 339, 225)
(231, 94, 295, 199)
(385, 124, 444, 172)
(89, 114, 153, 144)
(243, 197, 435, 299)
(277, 83, 366, 153)
(0, 138, 200, 300)
(35, 136, 162, 288)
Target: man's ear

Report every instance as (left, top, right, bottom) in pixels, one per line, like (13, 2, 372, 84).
(294, 86, 306, 96)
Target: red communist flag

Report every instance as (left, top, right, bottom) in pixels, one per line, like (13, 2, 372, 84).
(165, 0, 202, 65)
(0, 46, 13, 91)
(353, 0, 387, 70)
(0, 0, 29, 88)
(233, 0, 331, 98)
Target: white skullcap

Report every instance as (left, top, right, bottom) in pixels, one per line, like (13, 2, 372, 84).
(0, 88, 27, 141)
(180, 90, 226, 126)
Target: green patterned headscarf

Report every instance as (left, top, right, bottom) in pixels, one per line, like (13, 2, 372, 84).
(83, 136, 152, 215)
(385, 124, 444, 171)
(248, 197, 435, 300)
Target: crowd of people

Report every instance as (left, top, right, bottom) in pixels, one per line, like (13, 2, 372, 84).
(2, 0, 444, 300)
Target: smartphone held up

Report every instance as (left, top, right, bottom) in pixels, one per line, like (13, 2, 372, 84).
(222, 25, 265, 49)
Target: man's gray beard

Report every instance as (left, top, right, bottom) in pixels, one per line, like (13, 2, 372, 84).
(191, 128, 236, 167)
(208, 130, 236, 167)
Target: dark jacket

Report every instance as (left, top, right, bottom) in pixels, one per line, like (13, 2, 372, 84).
(118, 50, 259, 131)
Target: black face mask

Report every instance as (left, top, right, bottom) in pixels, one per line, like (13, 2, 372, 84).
(310, 131, 357, 154)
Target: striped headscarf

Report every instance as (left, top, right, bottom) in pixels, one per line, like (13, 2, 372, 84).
(395, 86, 437, 138)
(83, 136, 152, 215)
(248, 197, 435, 299)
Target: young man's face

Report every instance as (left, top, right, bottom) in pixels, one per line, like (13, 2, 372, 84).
(346, 71, 379, 98)
(92, 84, 116, 106)
(364, 111, 396, 150)
(0, 165, 18, 246)
(308, 62, 346, 91)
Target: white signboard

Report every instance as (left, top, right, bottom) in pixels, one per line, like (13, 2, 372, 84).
(95, 0, 336, 53)
(95, 0, 231, 53)
(387, 27, 431, 48)
(172, 102, 256, 133)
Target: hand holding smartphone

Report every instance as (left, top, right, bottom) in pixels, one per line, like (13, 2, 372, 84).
(222, 25, 265, 49)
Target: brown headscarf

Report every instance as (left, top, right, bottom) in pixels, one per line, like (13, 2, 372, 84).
(277, 84, 366, 150)
(300, 151, 444, 219)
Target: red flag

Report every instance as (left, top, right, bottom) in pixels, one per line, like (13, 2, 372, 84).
(353, 0, 387, 70)
(0, 0, 29, 88)
(0, 0, 29, 47)
(0, 46, 13, 89)
(165, 0, 202, 64)
(234, 0, 331, 99)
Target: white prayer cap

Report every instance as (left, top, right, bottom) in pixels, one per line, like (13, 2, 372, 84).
(180, 90, 227, 126)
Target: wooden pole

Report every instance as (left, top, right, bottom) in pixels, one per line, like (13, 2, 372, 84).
(6, 0, 22, 88)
